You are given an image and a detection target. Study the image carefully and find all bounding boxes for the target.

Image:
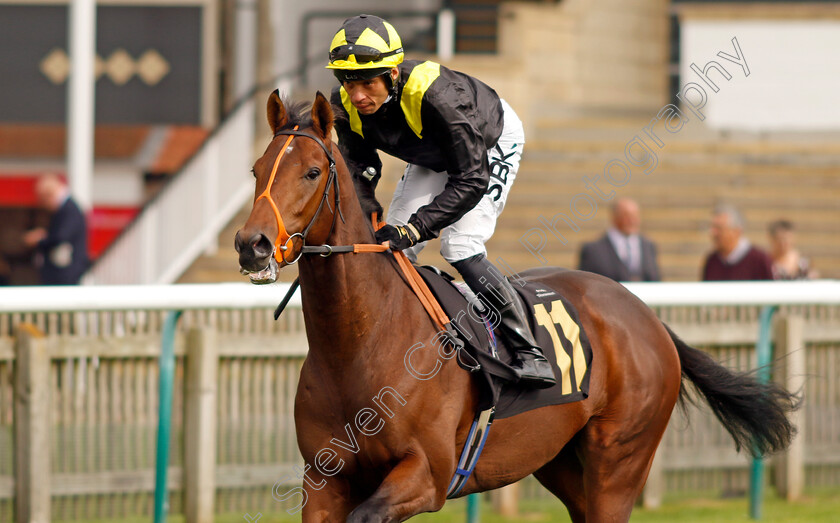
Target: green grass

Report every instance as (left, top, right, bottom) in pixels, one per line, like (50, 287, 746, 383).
(406, 489, 839, 522)
(68, 488, 840, 522)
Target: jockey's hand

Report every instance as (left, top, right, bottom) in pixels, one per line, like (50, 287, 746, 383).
(375, 223, 421, 251)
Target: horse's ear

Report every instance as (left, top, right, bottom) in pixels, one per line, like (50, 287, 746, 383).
(267, 89, 288, 135)
(311, 91, 334, 140)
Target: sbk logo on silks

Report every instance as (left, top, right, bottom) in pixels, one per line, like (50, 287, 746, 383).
(487, 143, 517, 202)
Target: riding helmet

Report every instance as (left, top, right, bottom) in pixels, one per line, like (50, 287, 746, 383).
(326, 14, 404, 83)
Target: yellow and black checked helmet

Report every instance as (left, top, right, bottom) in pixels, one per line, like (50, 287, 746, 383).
(326, 14, 404, 83)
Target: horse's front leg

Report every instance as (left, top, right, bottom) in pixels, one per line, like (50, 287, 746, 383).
(300, 471, 353, 523)
(347, 453, 445, 523)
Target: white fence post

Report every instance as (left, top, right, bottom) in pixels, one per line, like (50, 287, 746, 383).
(185, 327, 219, 523)
(491, 482, 519, 516)
(437, 9, 455, 61)
(773, 314, 805, 501)
(642, 445, 664, 508)
(14, 324, 51, 523)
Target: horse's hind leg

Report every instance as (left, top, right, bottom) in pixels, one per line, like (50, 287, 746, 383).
(578, 417, 667, 522)
(533, 442, 586, 522)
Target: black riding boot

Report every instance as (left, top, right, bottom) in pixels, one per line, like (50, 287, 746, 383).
(451, 254, 557, 389)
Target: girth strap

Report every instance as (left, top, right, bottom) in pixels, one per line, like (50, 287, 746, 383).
(446, 406, 495, 498)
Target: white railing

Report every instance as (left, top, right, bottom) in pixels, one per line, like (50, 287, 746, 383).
(3, 280, 838, 313)
(83, 99, 256, 285)
(623, 280, 840, 306)
(0, 281, 294, 313)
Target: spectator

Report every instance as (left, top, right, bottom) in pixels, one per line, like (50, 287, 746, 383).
(702, 204, 773, 281)
(768, 219, 818, 280)
(578, 197, 661, 282)
(22, 173, 90, 285)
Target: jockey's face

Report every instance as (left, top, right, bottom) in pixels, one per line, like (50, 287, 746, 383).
(342, 69, 398, 115)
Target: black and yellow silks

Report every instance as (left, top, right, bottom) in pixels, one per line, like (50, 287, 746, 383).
(330, 59, 505, 243)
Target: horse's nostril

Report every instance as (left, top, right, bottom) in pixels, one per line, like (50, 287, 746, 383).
(235, 231, 273, 261)
(250, 234, 273, 258)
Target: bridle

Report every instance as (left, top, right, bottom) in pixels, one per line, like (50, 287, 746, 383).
(255, 126, 345, 265)
(245, 124, 389, 315)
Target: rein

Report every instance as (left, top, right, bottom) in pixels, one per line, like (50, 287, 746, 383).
(271, 211, 449, 329)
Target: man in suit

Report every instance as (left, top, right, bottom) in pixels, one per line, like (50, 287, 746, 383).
(22, 173, 90, 285)
(578, 198, 661, 282)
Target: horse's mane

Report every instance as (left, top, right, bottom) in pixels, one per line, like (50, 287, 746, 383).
(275, 95, 384, 220)
(277, 99, 313, 132)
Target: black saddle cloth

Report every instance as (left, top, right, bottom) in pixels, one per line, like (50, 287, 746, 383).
(415, 266, 593, 420)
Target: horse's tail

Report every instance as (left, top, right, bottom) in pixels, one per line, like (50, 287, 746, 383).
(663, 323, 800, 457)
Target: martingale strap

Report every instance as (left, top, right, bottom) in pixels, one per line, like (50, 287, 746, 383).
(273, 277, 301, 320)
(446, 406, 495, 498)
(272, 248, 454, 329)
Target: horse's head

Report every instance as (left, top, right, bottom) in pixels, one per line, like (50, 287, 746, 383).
(235, 91, 339, 283)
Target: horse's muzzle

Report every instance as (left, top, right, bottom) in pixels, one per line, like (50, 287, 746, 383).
(235, 231, 278, 284)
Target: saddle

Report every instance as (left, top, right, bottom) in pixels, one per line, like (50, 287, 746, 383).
(409, 265, 594, 497)
(414, 266, 593, 420)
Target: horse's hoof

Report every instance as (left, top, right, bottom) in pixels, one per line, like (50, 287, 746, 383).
(346, 502, 390, 523)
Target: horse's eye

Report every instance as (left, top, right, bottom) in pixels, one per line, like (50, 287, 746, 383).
(305, 168, 321, 181)
(250, 168, 256, 178)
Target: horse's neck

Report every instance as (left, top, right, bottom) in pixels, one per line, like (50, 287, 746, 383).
(296, 175, 409, 365)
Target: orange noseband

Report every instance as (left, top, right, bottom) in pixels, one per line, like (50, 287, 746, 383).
(255, 126, 298, 262)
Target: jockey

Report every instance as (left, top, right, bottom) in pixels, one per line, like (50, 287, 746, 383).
(327, 14, 556, 389)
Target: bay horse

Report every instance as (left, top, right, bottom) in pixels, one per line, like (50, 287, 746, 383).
(234, 91, 798, 522)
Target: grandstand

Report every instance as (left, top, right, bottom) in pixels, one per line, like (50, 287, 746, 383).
(179, 0, 840, 284)
(179, 113, 840, 283)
